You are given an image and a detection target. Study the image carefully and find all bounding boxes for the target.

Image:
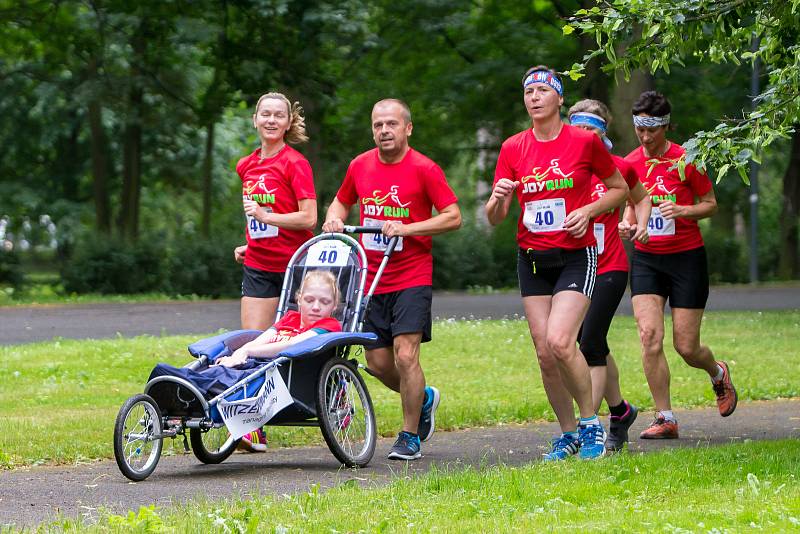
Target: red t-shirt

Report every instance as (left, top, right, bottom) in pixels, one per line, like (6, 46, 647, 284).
(335, 148, 458, 294)
(265, 310, 341, 343)
(237, 145, 316, 272)
(494, 125, 617, 251)
(591, 155, 639, 274)
(625, 143, 712, 254)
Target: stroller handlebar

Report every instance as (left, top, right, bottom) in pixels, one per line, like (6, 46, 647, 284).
(342, 225, 399, 257)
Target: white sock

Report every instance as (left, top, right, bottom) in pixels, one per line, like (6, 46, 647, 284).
(711, 364, 724, 383)
(658, 410, 676, 422)
(579, 415, 600, 427)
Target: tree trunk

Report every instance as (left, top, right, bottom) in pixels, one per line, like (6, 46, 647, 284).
(609, 68, 654, 156)
(88, 98, 112, 234)
(201, 121, 215, 238)
(778, 127, 800, 279)
(119, 22, 146, 241)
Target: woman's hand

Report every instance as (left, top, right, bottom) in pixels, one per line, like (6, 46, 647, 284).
(214, 348, 248, 368)
(563, 206, 592, 238)
(243, 199, 271, 224)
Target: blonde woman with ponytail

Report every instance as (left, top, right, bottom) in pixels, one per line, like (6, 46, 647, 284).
(234, 93, 318, 332)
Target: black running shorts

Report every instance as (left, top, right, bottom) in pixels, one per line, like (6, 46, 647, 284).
(517, 247, 598, 298)
(630, 246, 709, 309)
(363, 285, 433, 349)
(578, 270, 628, 366)
(241, 265, 283, 299)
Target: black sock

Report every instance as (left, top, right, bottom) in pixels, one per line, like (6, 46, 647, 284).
(609, 400, 629, 417)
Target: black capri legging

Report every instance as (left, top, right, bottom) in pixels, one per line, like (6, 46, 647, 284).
(578, 270, 628, 366)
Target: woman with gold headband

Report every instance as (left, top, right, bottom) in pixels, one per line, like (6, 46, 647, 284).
(485, 66, 629, 461)
(622, 90, 737, 440)
(232, 92, 318, 450)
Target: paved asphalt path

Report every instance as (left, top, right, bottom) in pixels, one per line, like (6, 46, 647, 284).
(1, 285, 799, 345)
(1, 399, 798, 528)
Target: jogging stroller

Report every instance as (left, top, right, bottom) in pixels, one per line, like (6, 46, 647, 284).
(112, 228, 398, 481)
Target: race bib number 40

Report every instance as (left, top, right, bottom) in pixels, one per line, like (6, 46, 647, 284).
(648, 207, 675, 237)
(523, 198, 566, 233)
(306, 240, 350, 267)
(361, 217, 404, 252)
(247, 208, 278, 239)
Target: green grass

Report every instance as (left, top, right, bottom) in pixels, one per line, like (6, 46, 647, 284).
(1, 311, 799, 468)
(0, 285, 211, 306)
(49, 439, 800, 532)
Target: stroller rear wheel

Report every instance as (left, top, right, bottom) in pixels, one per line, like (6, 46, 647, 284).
(190, 426, 239, 464)
(114, 394, 163, 481)
(316, 357, 376, 467)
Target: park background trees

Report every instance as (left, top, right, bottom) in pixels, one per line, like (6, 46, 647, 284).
(1, 0, 797, 297)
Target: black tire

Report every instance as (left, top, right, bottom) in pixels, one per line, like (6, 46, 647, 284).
(316, 358, 376, 467)
(113, 394, 163, 481)
(190, 425, 239, 464)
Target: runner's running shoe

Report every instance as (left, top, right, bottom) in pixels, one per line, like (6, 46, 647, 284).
(639, 415, 679, 439)
(237, 428, 268, 452)
(606, 403, 638, 451)
(713, 361, 738, 417)
(387, 431, 422, 460)
(578, 423, 607, 460)
(542, 433, 580, 462)
(417, 386, 441, 442)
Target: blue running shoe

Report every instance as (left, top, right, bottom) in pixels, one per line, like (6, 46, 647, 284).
(578, 423, 607, 460)
(542, 433, 579, 462)
(388, 431, 422, 460)
(417, 386, 440, 442)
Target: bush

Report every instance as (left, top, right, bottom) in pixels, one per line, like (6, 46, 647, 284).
(61, 237, 166, 294)
(163, 235, 242, 298)
(704, 229, 746, 284)
(0, 247, 23, 289)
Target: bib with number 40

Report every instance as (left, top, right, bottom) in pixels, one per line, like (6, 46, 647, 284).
(247, 207, 278, 239)
(648, 206, 675, 237)
(523, 198, 566, 233)
(361, 217, 404, 252)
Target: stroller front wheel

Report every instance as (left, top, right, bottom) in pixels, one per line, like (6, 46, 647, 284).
(113, 394, 163, 481)
(316, 357, 376, 467)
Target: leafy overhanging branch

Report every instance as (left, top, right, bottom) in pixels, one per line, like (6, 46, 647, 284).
(562, 0, 800, 182)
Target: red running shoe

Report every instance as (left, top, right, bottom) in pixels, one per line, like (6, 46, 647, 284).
(713, 361, 738, 417)
(639, 415, 679, 439)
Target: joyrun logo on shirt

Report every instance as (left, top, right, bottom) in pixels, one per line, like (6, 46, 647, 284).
(243, 174, 278, 204)
(361, 185, 411, 218)
(520, 159, 575, 193)
(647, 176, 677, 204)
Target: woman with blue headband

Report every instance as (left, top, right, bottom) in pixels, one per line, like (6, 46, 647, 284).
(622, 90, 737, 440)
(485, 65, 629, 461)
(567, 99, 651, 451)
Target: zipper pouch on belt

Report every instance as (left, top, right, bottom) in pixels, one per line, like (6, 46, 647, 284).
(525, 248, 566, 272)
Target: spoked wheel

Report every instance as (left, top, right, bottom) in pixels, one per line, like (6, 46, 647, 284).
(190, 425, 239, 464)
(316, 358, 376, 467)
(113, 394, 163, 481)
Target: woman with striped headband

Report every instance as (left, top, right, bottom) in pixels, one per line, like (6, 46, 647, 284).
(486, 65, 629, 461)
(622, 90, 737, 440)
(567, 99, 651, 452)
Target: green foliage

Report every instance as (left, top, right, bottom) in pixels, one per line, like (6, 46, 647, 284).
(0, 248, 23, 289)
(59, 232, 242, 297)
(61, 236, 166, 295)
(163, 235, 241, 298)
(564, 0, 800, 181)
(704, 228, 746, 283)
